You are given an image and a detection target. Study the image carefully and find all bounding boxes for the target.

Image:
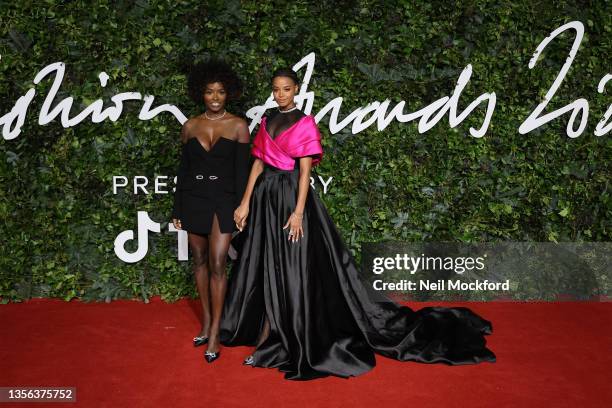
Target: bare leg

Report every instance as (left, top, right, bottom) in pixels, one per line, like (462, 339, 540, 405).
(188, 232, 211, 338)
(206, 214, 232, 354)
(256, 318, 270, 348)
(243, 317, 270, 365)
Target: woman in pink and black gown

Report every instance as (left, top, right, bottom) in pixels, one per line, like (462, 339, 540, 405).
(220, 68, 495, 380)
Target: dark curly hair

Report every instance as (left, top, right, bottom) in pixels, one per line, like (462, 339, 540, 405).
(187, 59, 243, 104)
(271, 67, 300, 85)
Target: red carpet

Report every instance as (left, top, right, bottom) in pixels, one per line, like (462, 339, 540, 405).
(1, 298, 610, 408)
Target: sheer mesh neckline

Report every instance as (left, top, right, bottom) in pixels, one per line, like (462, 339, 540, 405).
(264, 109, 307, 140)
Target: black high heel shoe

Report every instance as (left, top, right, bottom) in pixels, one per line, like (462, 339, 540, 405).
(243, 355, 255, 366)
(204, 350, 221, 363)
(193, 336, 209, 347)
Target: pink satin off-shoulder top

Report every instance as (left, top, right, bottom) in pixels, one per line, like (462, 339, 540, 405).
(251, 114, 323, 170)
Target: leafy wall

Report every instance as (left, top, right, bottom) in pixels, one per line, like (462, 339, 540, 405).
(0, 0, 610, 301)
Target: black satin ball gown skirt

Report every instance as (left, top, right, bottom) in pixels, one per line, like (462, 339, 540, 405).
(220, 165, 495, 380)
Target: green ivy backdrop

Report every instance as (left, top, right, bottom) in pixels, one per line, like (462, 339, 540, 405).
(0, 0, 610, 302)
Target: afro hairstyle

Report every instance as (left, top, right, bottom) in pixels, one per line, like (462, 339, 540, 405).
(187, 59, 243, 104)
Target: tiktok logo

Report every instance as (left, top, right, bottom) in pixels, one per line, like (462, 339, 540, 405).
(114, 211, 188, 263)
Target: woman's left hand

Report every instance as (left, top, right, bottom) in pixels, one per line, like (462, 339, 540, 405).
(283, 212, 304, 243)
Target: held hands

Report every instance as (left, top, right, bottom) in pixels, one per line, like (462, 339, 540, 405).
(234, 204, 249, 231)
(172, 218, 182, 230)
(283, 212, 304, 243)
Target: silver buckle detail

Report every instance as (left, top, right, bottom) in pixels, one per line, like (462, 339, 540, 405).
(209, 176, 218, 180)
(196, 175, 204, 180)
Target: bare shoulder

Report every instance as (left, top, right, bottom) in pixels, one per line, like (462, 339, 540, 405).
(180, 117, 203, 143)
(224, 113, 247, 128)
(225, 114, 250, 142)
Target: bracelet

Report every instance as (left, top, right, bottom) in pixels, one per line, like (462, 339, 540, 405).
(292, 212, 303, 219)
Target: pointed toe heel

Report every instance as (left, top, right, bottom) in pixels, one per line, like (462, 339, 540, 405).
(193, 336, 209, 347)
(204, 350, 220, 363)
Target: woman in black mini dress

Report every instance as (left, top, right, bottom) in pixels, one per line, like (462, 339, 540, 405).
(171, 59, 250, 362)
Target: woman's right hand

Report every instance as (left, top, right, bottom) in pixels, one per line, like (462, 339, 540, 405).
(172, 218, 182, 230)
(233, 204, 249, 231)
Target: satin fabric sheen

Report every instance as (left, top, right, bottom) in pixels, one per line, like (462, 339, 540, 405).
(220, 118, 495, 380)
(251, 115, 323, 170)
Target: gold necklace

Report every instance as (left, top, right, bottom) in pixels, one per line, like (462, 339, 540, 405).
(204, 110, 226, 120)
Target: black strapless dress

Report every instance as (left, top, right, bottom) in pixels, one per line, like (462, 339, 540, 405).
(172, 137, 249, 235)
(220, 163, 496, 380)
